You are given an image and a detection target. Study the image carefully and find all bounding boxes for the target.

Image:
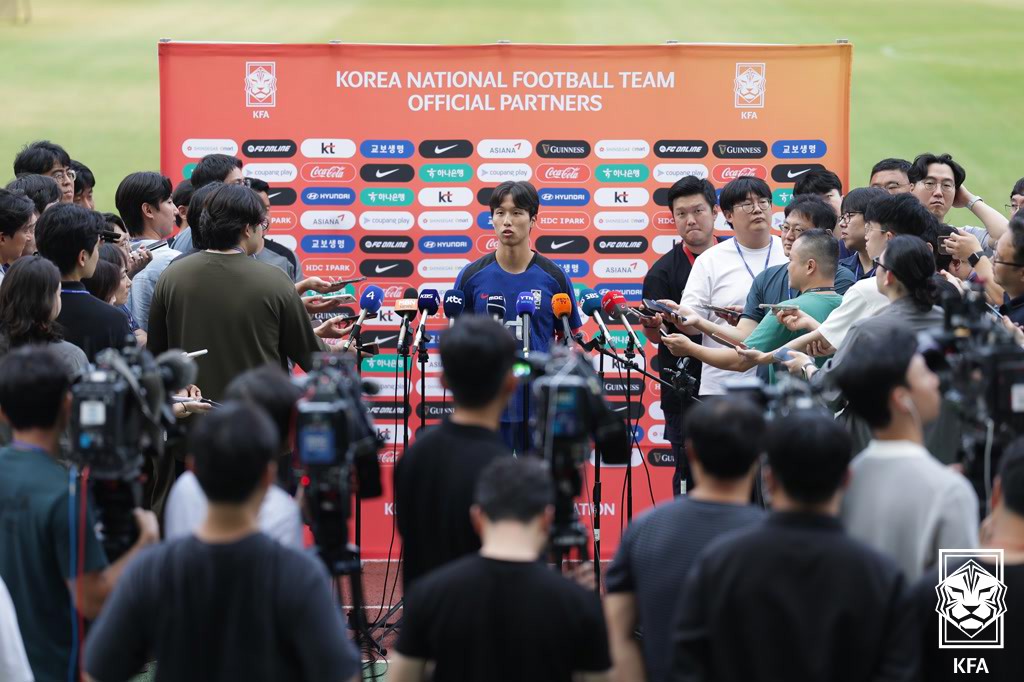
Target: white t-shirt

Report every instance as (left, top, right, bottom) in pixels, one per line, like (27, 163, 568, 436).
(817, 276, 890, 349)
(0, 576, 32, 682)
(680, 236, 787, 395)
(164, 471, 304, 550)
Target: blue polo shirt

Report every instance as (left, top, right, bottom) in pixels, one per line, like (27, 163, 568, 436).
(454, 252, 583, 423)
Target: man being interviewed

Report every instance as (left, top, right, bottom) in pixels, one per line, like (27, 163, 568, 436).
(453, 180, 582, 453)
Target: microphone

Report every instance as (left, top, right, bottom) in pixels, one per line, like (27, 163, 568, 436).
(412, 289, 441, 353)
(515, 292, 536, 357)
(551, 293, 575, 343)
(443, 289, 465, 327)
(580, 289, 613, 347)
(342, 284, 384, 351)
(395, 287, 420, 352)
(602, 291, 645, 355)
(486, 294, 506, 322)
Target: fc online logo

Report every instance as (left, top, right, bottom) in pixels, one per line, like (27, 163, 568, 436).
(246, 62, 277, 108)
(733, 62, 765, 109)
(935, 549, 1008, 649)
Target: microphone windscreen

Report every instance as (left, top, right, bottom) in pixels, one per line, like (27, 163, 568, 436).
(395, 298, 419, 318)
(359, 285, 384, 313)
(601, 291, 627, 316)
(580, 289, 603, 316)
(486, 294, 506, 318)
(418, 289, 441, 315)
(443, 289, 466, 318)
(515, 292, 536, 316)
(551, 293, 572, 318)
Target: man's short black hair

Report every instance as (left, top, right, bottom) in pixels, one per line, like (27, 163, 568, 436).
(1008, 215, 1024, 266)
(246, 177, 271, 194)
(863, 192, 937, 239)
(198, 184, 265, 251)
(0, 188, 35, 238)
(793, 228, 839, 279)
(440, 316, 517, 408)
(871, 158, 912, 177)
(70, 160, 95, 195)
(114, 172, 173, 236)
(13, 140, 71, 176)
(793, 169, 842, 197)
(190, 402, 279, 504)
(832, 327, 917, 429)
(489, 181, 540, 219)
(1011, 178, 1024, 199)
(0, 345, 70, 430)
(171, 179, 193, 229)
(765, 409, 851, 505)
(840, 186, 889, 215)
(683, 396, 765, 479)
(908, 153, 966, 190)
(785, 194, 837, 232)
(666, 176, 717, 212)
(718, 177, 771, 214)
(186, 181, 223, 250)
(35, 203, 104, 276)
(474, 457, 554, 523)
(6, 174, 61, 215)
(190, 154, 243, 189)
(998, 438, 1024, 517)
(225, 365, 303, 451)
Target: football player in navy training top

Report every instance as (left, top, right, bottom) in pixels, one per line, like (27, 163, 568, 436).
(453, 181, 583, 454)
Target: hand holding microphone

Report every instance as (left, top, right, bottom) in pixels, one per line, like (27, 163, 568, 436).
(602, 290, 645, 355)
(413, 289, 441, 353)
(515, 292, 536, 357)
(341, 285, 384, 351)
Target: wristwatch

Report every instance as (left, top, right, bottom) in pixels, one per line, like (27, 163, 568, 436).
(967, 196, 984, 211)
(968, 251, 984, 267)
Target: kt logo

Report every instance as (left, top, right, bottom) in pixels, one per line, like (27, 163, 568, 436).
(614, 191, 629, 204)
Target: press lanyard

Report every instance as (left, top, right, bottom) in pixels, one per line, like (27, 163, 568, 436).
(734, 239, 772, 279)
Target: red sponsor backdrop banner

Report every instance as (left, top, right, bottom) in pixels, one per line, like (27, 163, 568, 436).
(160, 42, 852, 559)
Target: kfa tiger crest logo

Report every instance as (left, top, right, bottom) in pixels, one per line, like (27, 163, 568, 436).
(245, 62, 277, 108)
(733, 63, 766, 109)
(935, 550, 1008, 648)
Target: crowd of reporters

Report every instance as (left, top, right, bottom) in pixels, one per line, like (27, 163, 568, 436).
(1, 138, 1023, 682)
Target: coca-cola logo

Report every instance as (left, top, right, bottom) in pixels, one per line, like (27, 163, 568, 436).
(712, 164, 767, 183)
(377, 283, 413, 302)
(535, 164, 591, 183)
(301, 163, 356, 183)
(476, 236, 500, 253)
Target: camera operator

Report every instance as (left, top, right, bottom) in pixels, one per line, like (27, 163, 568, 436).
(670, 410, 917, 682)
(605, 397, 766, 682)
(832, 327, 979, 582)
(395, 316, 516, 589)
(84, 402, 361, 682)
(164, 365, 304, 549)
(0, 346, 159, 682)
(391, 456, 611, 682)
(147, 183, 351, 401)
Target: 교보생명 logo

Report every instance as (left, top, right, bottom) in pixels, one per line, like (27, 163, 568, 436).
(935, 549, 1007, 649)
(734, 62, 766, 109)
(245, 62, 277, 108)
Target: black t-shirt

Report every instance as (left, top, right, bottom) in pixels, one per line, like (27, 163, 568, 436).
(915, 561, 1024, 681)
(83, 533, 360, 682)
(397, 554, 611, 681)
(395, 419, 510, 588)
(641, 244, 702, 423)
(57, 280, 133, 360)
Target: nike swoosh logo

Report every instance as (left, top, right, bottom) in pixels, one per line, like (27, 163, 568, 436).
(374, 334, 398, 344)
(375, 264, 400, 273)
(550, 240, 576, 250)
(375, 169, 400, 178)
(434, 144, 459, 154)
(268, 191, 282, 199)
(787, 169, 811, 178)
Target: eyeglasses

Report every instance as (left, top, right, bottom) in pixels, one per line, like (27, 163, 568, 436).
(781, 223, 806, 236)
(734, 198, 771, 214)
(993, 258, 1024, 268)
(917, 179, 956, 194)
(871, 257, 887, 272)
(49, 169, 77, 183)
(255, 218, 270, 232)
(1005, 204, 1022, 215)
(863, 224, 887, 235)
(839, 211, 863, 224)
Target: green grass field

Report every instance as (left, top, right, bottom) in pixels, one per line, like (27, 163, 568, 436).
(0, 0, 1020, 218)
